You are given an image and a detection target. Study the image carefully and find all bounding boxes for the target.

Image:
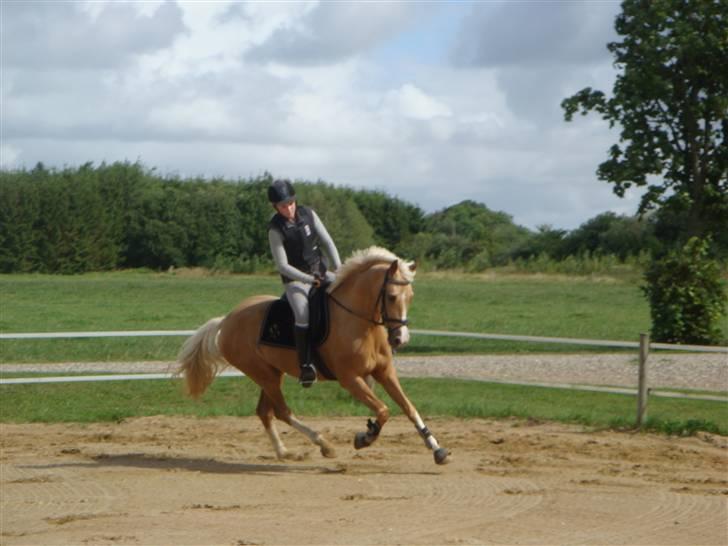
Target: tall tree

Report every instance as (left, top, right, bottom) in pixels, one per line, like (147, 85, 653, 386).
(562, 0, 727, 343)
(562, 0, 727, 243)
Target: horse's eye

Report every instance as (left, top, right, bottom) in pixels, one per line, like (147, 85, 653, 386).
(387, 294, 397, 303)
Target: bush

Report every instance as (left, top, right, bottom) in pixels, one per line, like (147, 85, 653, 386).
(642, 237, 726, 345)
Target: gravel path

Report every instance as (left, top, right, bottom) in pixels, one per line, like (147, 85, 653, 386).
(3, 353, 726, 392)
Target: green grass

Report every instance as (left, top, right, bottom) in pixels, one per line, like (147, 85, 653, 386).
(1, 376, 725, 435)
(1, 271, 724, 435)
(0, 271, 656, 363)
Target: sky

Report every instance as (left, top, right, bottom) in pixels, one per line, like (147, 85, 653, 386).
(1, 0, 640, 231)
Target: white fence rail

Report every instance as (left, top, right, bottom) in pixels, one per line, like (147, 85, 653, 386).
(2, 328, 726, 353)
(2, 329, 726, 420)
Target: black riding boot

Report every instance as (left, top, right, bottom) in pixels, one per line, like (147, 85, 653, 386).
(294, 326, 317, 388)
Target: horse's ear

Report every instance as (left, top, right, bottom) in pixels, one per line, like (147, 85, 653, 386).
(388, 260, 399, 275)
(409, 261, 417, 273)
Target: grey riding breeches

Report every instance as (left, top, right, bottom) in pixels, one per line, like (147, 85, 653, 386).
(285, 281, 312, 328)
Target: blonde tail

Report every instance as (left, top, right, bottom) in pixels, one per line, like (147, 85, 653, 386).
(176, 317, 226, 399)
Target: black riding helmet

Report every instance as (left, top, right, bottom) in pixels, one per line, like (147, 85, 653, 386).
(268, 179, 296, 205)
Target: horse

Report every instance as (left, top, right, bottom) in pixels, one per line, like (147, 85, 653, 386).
(177, 246, 449, 465)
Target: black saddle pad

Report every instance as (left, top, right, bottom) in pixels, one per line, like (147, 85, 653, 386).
(259, 284, 334, 380)
(259, 283, 331, 351)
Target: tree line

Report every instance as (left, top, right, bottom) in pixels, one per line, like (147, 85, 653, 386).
(0, 161, 682, 275)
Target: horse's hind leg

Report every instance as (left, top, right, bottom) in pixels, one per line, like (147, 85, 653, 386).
(287, 413, 336, 459)
(374, 367, 449, 465)
(258, 378, 336, 459)
(256, 391, 291, 460)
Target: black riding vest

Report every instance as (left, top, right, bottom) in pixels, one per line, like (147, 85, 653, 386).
(269, 206, 325, 283)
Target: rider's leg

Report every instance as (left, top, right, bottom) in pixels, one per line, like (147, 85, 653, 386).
(285, 282, 317, 387)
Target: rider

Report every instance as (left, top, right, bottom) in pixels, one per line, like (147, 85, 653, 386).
(267, 179, 342, 388)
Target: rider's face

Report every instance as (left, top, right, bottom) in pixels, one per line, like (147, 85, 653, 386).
(275, 200, 297, 221)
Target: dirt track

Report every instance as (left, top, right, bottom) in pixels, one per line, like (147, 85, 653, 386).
(2, 414, 727, 545)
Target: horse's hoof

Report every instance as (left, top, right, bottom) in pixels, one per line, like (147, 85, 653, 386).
(320, 443, 337, 458)
(354, 432, 369, 450)
(434, 447, 449, 465)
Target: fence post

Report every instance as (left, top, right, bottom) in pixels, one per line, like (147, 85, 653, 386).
(636, 333, 650, 428)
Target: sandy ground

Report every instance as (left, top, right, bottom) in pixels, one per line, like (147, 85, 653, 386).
(1, 414, 726, 546)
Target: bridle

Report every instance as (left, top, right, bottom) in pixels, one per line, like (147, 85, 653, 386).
(329, 263, 411, 342)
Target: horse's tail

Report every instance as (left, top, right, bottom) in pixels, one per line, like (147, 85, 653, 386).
(176, 316, 226, 399)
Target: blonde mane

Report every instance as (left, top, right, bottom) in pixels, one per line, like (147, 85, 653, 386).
(328, 246, 415, 293)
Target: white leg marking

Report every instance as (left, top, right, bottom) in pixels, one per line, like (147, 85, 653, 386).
(266, 422, 288, 458)
(289, 415, 323, 445)
(414, 411, 440, 450)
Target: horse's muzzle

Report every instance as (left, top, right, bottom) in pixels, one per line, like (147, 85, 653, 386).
(388, 325, 411, 349)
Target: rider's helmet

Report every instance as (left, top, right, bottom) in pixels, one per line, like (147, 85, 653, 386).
(268, 179, 296, 205)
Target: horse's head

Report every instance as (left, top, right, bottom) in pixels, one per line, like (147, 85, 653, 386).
(328, 247, 418, 351)
(381, 259, 416, 350)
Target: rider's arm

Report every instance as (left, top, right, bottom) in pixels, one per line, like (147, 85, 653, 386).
(268, 228, 317, 284)
(311, 210, 342, 271)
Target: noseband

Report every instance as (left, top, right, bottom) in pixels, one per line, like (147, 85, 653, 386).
(329, 264, 411, 341)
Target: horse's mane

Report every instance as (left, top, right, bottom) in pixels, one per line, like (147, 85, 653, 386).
(328, 246, 415, 293)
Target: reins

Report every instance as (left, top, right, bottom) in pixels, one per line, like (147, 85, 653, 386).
(328, 263, 411, 333)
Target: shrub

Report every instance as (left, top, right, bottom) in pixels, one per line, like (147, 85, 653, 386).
(642, 237, 726, 345)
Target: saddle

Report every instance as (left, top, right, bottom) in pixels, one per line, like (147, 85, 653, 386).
(258, 283, 335, 379)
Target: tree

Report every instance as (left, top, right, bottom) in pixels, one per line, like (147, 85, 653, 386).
(423, 200, 530, 268)
(559, 212, 656, 260)
(562, 0, 727, 343)
(350, 190, 425, 251)
(511, 225, 567, 261)
(643, 237, 725, 344)
(562, 0, 727, 242)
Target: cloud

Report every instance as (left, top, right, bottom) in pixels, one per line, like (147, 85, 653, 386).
(245, 2, 424, 65)
(451, 2, 620, 126)
(0, 144, 21, 168)
(382, 84, 452, 121)
(1, 1, 187, 69)
(453, 2, 618, 68)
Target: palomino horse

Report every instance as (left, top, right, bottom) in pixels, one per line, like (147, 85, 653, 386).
(177, 246, 449, 465)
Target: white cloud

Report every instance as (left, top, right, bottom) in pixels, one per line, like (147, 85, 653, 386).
(1, 1, 186, 69)
(382, 84, 452, 121)
(451, 1, 620, 126)
(148, 98, 236, 136)
(453, 1, 619, 67)
(0, 145, 21, 168)
(245, 2, 426, 65)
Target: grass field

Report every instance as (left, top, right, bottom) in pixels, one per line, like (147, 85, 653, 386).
(1, 271, 725, 434)
(0, 270, 658, 363)
(1, 376, 725, 435)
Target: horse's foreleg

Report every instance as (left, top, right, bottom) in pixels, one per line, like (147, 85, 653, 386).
(375, 368, 449, 465)
(341, 375, 390, 450)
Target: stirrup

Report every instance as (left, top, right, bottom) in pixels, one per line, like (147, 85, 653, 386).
(299, 363, 317, 388)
